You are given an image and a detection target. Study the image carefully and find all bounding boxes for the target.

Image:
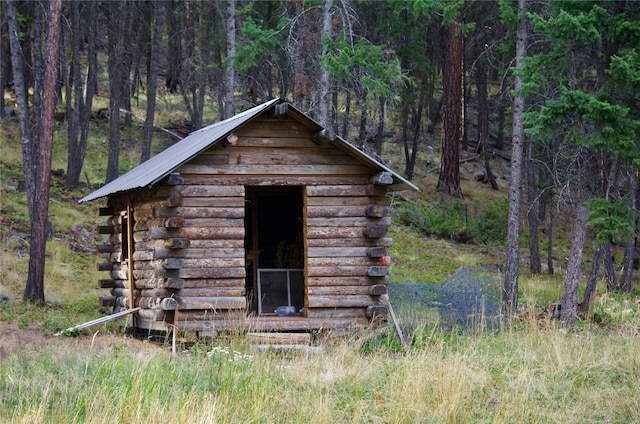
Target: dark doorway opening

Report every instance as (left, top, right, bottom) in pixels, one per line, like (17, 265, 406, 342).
(245, 186, 304, 315)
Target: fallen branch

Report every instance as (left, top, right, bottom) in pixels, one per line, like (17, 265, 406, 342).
(119, 108, 184, 140)
(54, 307, 140, 336)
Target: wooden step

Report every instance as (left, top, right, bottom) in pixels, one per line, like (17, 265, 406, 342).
(247, 332, 312, 346)
(250, 344, 323, 354)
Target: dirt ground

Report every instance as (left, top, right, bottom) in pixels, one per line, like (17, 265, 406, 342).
(0, 321, 166, 359)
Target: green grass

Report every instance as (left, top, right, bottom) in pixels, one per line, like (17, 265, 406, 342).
(0, 323, 639, 423)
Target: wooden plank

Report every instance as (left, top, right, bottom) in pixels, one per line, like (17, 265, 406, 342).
(181, 175, 368, 187)
(306, 205, 366, 218)
(181, 258, 245, 268)
(177, 164, 370, 175)
(306, 308, 367, 319)
(306, 237, 393, 248)
(138, 308, 166, 321)
(306, 196, 389, 207)
(135, 196, 183, 209)
(136, 277, 185, 289)
(177, 267, 246, 279)
(155, 184, 244, 197)
(174, 316, 370, 332)
(163, 238, 191, 249)
(247, 332, 311, 346)
(139, 297, 179, 310)
(182, 278, 245, 288)
(306, 185, 368, 197)
(180, 198, 245, 208)
(308, 295, 378, 308)
(307, 286, 381, 296)
(187, 239, 244, 249)
(306, 227, 363, 239)
(367, 184, 388, 197)
(134, 217, 185, 230)
(307, 275, 389, 286)
(178, 287, 246, 297)
(307, 246, 370, 258)
(224, 152, 361, 166)
(183, 218, 244, 228)
(176, 296, 246, 310)
(307, 216, 391, 228)
(152, 247, 244, 259)
(228, 136, 314, 148)
(54, 307, 140, 336)
(307, 257, 376, 267)
(153, 206, 244, 219)
(234, 125, 311, 139)
(151, 227, 244, 240)
(307, 266, 366, 277)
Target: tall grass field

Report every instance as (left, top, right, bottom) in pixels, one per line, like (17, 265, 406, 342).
(0, 321, 639, 423)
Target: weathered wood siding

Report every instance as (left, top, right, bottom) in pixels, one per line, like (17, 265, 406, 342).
(98, 115, 393, 332)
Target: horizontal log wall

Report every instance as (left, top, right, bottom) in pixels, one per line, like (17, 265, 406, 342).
(100, 116, 395, 332)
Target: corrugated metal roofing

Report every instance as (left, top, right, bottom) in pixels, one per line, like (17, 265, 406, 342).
(79, 98, 280, 203)
(80, 97, 417, 203)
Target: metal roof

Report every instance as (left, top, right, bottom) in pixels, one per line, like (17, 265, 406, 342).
(80, 98, 417, 203)
(79, 98, 279, 203)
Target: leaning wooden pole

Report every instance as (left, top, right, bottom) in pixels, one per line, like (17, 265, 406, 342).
(54, 307, 140, 336)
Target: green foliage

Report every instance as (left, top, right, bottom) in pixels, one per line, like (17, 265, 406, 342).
(234, 16, 286, 72)
(321, 33, 405, 99)
(395, 198, 508, 244)
(585, 198, 637, 245)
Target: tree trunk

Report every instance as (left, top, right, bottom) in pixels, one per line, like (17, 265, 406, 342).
(619, 165, 638, 293)
(316, 0, 333, 127)
(503, 0, 527, 321)
(8, 0, 62, 305)
(561, 203, 589, 326)
(580, 245, 603, 312)
(476, 58, 498, 190)
(526, 138, 541, 274)
(165, 0, 182, 93)
(375, 96, 385, 159)
(546, 199, 554, 274)
(224, 0, 236, 119)
(437, 15, 463, 197)
(106, 0, 129, 183)
(141, 2, 164, 162)
(65, 0, 91, 188)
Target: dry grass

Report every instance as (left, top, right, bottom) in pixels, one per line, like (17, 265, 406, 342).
(0, 320, 639, 423)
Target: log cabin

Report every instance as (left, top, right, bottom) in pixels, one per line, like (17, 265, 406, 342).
(80, 98, 418, 335)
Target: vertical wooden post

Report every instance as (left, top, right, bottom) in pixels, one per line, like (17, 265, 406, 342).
(172, 308, 179, 356)
(126, 201, 136, 323)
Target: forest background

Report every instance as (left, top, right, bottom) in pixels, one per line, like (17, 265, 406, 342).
(2, 1, 640, 332)
(1, 1, 640, 422)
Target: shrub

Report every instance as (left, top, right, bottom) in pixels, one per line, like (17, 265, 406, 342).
(395, 197, 508, 245)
